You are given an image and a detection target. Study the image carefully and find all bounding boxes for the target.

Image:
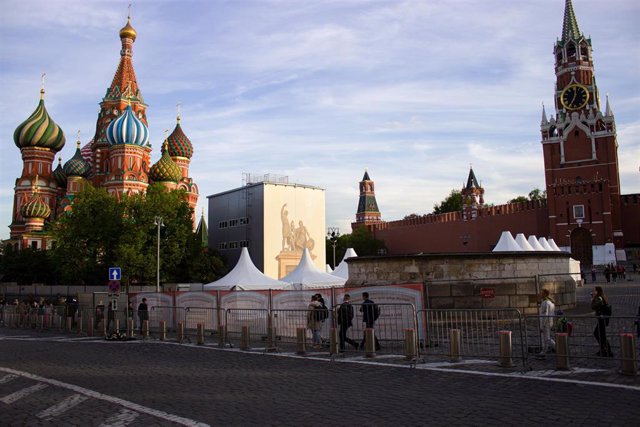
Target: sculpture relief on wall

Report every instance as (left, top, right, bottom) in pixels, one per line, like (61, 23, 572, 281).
(280, 203, 315, 256)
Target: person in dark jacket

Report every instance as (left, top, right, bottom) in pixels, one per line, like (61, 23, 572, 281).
(337, 294, 358, 351)
(137, 298, 149, 333)
(359, 292, 381, 351)
(591, 286, 612, 357)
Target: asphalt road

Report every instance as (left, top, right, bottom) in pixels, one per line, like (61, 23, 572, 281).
(0, 328, 638, 426)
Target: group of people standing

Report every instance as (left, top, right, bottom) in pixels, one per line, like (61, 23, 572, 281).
(306, 292, 381, 352)
(93, 298, 148, 333)
(590, 264, 628, 283)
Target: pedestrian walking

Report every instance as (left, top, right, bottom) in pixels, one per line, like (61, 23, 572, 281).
(126, 301, 135, 330)
(337, 294, 358, 352)
(360, 292, 381, 351)
(591, 286, 612, 357)
(604, 266, 611, 283)
(306, 294, 323, 348)
(611, 265, 618, 283)
(137, 298, 149, 333)
(536, 289, 556, 358)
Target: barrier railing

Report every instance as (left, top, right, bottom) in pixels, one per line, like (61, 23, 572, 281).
(523, 314, 638, 363)
(149, 306, 186, 339)
(223, 309, 270, 349)
(419, 308, 526, 367)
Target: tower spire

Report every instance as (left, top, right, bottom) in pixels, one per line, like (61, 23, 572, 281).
(541, 102, 549, 125)
(605, 93, 613, 117)
(562, 0, 582, 41)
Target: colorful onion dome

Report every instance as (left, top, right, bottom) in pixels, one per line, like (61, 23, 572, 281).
(119, 16, 137, 41)
(13, 89, 66, 152)
(167, 116, 193, 159)
(53, 158, 67, 187)
(105, 105, 149, 147)
(21, 178, 51, 219)
(149, 140, 182, 183)
(63, 140, 92, 177)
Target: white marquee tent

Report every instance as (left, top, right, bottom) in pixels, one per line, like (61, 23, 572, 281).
(203, 248, 289, 290)
(492, 231, 522, 252)
(538, 237, 554, 251)
(331, 248, 358, 279)
(528, 235, 546, 250)
(282, 248, 346, 289)
(515, 233, 535, 251)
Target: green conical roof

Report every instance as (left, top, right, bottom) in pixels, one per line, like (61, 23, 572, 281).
(562, 0, 582, 41)
(195, 211, 208, 248)
(63, 141, 92, 178)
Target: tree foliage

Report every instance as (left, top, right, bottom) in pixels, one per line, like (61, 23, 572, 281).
(509, 188, 547, 204)
(1, 245, 56, 286)
(51, 184, 226, 286)
(433, 189, 463, 214)
(325, 226, 387, 268)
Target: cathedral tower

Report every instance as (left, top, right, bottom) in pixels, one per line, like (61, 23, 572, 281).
(10, 83, 65, 247)
(540, 0, 622, 265)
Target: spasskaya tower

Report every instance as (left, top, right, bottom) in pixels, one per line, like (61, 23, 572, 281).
(540, 0, 623, 266)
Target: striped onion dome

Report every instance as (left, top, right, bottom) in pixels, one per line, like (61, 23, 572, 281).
(63, 141, 92, 177)
(167, 117, 193, 158)
(21, 182, 51, 219)
(13, 89, 66, 152)
(105, 105, 149, 147)
(53, 158, 67, 187)
(149, 140, 182, 183)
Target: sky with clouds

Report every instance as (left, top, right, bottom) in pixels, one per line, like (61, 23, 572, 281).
(1, 0, 638, 241)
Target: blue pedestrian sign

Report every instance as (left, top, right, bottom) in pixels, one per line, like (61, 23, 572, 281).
(108, 267, 122, 281)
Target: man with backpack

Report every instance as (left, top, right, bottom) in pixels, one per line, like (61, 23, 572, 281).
(337, 294, 358, 352)
(360, 292, 381, 351)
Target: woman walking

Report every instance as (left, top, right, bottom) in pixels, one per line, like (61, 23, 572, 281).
(591, 286, 612, 357)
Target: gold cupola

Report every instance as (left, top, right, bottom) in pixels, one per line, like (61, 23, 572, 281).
(119, 16, 137, 41)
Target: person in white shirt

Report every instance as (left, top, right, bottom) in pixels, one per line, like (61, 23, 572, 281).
(537, 289, 556, 358)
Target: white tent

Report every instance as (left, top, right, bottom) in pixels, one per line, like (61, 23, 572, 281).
(325, 264, 333, 273)
(492, 231, 522, 252)
(331, 248, 358, 279)
(547, 238, 562, 252)
(203, 247, 289, 290)
(515, 233, 535, 251)
(282, 248, 346, 289)
(528, 235, 546, 250)
(538, 237, 554, 251)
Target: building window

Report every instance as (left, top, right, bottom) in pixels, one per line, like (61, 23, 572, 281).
(229, 219, 238, 227)
(219, 221, 228, 229)
(573, 205, 585, 219)
(229, 241, 239, 249)
(218, 242, 228, 250)
(239, 217, 250, 225)
(240, 240, 249, 248)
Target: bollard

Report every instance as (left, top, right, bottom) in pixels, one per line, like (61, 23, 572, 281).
(555, 332, 570, 371)
(404, 328, 417, 361)
(176, 322, 183, 342)
(66, 317, 72, 332)
(59, 314, 65, 331)
(296, 327, 306, 355)
(218, 325, 226, 348)
(498, 330, 513, 368)
(159, 320, 166, 341)
(143, 319, 150, 339)
(88, 318, 94, 337)
(240, 325, 250, 350)
(114, 319, 120, 335)
(449, 329, 461, 362)
(620, 333, 638, 376)
(364, 328, 376, 358)
(266, 327, 277, 351)
(329, 328, 338, 355)
(197, 323, 205, 345)
(127, 318, 134, 338)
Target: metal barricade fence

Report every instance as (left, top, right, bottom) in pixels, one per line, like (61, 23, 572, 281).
(223, 309, 270, 349)
(349, 303, 419, 356)
(269, 309, 320, 351)
(183, 307, 220, 341)
(524, 314, 638, 363)
(419, 308, 525, 365)
(149, 306, 187, 338)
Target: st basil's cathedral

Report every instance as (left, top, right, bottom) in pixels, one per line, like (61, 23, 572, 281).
(8, 16, 198, 251)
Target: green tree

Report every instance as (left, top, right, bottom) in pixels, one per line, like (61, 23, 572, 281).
(1, 245, 56, 286)
(326, 227, 387, 266)
(509, 188, 547, 203)
(433, 190, 463, 214)
(51, 183, 226, 286)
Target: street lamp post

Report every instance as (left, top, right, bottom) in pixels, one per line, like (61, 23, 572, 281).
(154, 216, 164, 293)
(327, 227, 340, 269)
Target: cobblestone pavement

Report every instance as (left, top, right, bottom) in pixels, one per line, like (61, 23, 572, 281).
(1, 327, 639, 426)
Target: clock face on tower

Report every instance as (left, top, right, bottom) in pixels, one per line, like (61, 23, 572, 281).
(560, 84, 589, 110)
